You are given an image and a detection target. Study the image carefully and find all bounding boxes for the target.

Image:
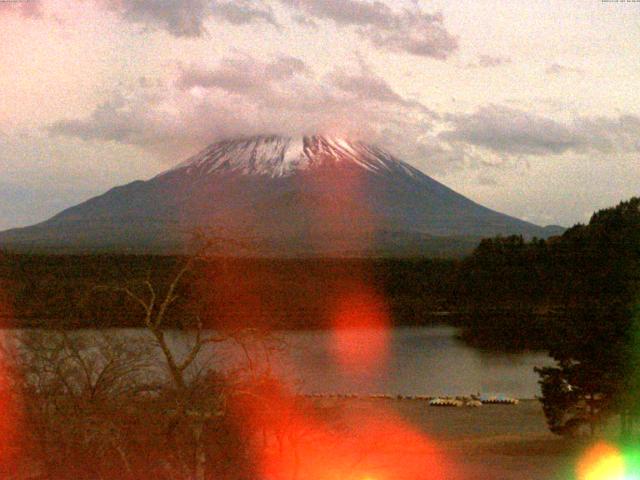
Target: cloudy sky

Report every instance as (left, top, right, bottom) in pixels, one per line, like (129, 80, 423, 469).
(1, 0, 639, 230)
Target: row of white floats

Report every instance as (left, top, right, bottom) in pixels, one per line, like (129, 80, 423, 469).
(429, 395, 519, 407)
(302, 393, 519, 406)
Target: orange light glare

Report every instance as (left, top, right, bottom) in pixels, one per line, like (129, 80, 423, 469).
(577, 442, 626, 480)
(330, 286, 390, 375)
(0, 280, 20, 475)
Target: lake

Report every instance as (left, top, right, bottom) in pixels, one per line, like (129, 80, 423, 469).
(271, 326, 553, 398)
(154, 325, 553, 399)
(9, 326, 553, 399)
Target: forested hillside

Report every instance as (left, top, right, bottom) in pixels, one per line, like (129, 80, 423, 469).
(456, 197, 640, 350)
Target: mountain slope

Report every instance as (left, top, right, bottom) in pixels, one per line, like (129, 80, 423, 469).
(0, 135, 563, 256)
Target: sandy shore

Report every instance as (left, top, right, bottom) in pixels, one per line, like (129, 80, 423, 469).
(309, 397, 587, 480)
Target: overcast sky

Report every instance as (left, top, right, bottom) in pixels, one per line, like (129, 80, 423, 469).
(1, 0, 639, 230)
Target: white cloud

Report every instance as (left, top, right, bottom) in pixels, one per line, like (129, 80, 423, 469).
(47, 56, 437, 165)
(278, 0, 458, 59)
(440, 104, 640, 157)
(545, 63, 584, 75)
(100, 0, 277, 37)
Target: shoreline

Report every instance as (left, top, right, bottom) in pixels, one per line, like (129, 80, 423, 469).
(303, 396, 587, 480)
(299, 393, 535, 401)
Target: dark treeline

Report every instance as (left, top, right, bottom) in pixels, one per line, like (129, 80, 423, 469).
(457, 197, 640, 351)
(0, 254, 461, 330)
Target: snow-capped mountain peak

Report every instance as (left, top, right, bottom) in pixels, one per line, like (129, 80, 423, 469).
(0, 132, 562, 255)
(161, 135, 421, 179)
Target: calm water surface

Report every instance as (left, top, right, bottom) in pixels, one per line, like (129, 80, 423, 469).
(159, 325, 553, 399)
(17, 326, 553, 399)
(273, 326, 553, 398)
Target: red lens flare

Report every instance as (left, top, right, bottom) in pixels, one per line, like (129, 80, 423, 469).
(349, 411, 456, 480)
(0, 270, 21, 476)
(0, 365, 20, 476)
(329, 286, 391, 376)
(234, 382, 455, 480)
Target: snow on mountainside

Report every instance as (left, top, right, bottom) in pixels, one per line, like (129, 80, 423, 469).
(161, 135, 422, 179)
(0, 134, 564, 255)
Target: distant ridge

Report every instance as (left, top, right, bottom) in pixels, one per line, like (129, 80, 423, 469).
(0, 135, 563, 256)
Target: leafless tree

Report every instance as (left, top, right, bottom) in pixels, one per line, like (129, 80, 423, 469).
(0, 234, 285, 479)
(88, 234, 281, 480)
(0, 329, 159, 479)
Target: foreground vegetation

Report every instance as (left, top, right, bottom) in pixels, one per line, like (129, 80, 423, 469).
(463, 198, 640, 437)
(0, 242, 293, 479)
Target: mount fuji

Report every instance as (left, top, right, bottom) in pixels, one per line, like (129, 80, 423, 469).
(0, 135, 563, 256)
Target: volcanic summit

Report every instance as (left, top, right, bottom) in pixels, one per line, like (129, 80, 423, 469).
(0, 135, 562, 255)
